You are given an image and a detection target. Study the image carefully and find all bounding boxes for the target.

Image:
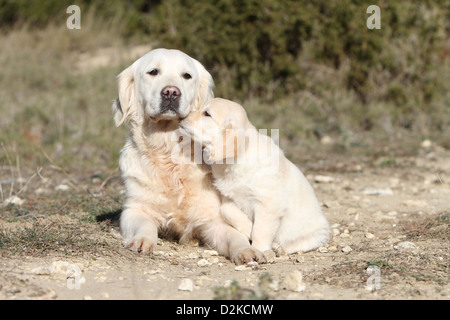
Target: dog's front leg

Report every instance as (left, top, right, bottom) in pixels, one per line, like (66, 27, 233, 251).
(250, 204, 282, 252)
(120, 206, 160, 253)
(202, 221, 266, 265)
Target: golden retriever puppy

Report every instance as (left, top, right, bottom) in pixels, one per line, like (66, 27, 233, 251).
(113, 49, 265, 264)
(179, 98, 330, 254)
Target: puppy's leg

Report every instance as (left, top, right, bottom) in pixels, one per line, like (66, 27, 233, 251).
(251, 204, 282, 252)
(220, 196, 252, 240)
(120, 206, 160, 253)
(201, 220, 266, 265)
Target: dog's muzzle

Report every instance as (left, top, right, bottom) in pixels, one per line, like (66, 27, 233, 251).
(160, 86, 181, 114)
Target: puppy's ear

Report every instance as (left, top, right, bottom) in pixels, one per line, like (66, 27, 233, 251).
(192, 59, 214, 111)
(112, 65, 136, 126)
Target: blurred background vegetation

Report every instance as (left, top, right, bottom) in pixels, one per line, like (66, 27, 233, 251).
(0, 0, 449, 174)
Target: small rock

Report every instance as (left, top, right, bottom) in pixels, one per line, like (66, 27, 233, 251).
(402, 200, 427, 207)
(342, 245, 353, 253)
(365, 232, 375, 239)
(187, 252, 200, 259)
(247, 261, 259, 267)
(283, 271, 305, 292)
(3, 196, 25, 206)
(197, 259, 211, 267)
(55, 184, 70, 191)
(35, 187, 51, 195)
(328, 246, 338, 252)
(421, 139, 432, 148)
(363, 188, 393, 195)
(332, 228, 341, 236)
(318, 246, 328, 253)
(323, 201, 340, 208)
(314, 175, 334, 183)
(320, 136, 333, 145)
(394, 241, 416, 251)
(203, 250, 218, 256)
(178, 278, 194, 292)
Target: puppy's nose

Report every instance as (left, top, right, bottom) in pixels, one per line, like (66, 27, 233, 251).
(161, 86, 181, 101)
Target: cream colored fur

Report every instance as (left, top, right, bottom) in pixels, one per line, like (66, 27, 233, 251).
(180, 98, 330, 254)
(113, 49, 265, 264)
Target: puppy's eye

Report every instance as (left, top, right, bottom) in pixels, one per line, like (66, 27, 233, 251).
(147, 69, 158, 76)
(203, 110, 211, 117)
(182, 73, 192, 80)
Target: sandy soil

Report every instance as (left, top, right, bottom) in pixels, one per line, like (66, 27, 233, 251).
(0, 145, 448, 300)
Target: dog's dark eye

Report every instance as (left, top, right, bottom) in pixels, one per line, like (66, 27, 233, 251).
(182, 73, 192, 80)
(203, 110, 211, 117)
(147, 69, 158, 76)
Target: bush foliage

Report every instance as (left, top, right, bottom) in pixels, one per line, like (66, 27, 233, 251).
(1, 0, 449, 144)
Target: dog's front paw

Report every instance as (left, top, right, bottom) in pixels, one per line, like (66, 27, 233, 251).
(127, 236, 156, 253)
(232, 247, 266, 265)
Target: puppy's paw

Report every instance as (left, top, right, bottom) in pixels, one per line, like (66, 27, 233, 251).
(232, 247, 267, 265)
(127, 236, 156, 254)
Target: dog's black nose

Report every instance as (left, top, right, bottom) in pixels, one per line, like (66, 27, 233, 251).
(161, 86, 181, 101)
(160, 86, 181, 114)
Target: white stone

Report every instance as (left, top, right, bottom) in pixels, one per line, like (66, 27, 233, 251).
(203, 250, 218, 256)
(3, 196, 25, 206)
(421, 139, 432, 148)
(197, 259, 211, 267)
(178, 278, 194, 292)
(55, 184, 70, 191)
(187, 252, 200, 259)
(314, 175, 334, 183)
(365, 232, 375, 239)
(394, 241, 416, 251)
(342, 245, 353, 253)
(320, 136, 333, 145)
(363, 188, 393, 195)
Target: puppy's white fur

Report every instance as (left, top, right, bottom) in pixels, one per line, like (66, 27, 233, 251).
(180, 98, 330, 254)
(113, 49, 265, 264)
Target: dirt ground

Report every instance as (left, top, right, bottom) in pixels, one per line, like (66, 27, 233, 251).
(0, 143, 448, 300)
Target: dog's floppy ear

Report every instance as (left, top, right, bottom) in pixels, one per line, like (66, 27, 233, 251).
(112, 65, 136, 127)
(192, 59, 214, 111)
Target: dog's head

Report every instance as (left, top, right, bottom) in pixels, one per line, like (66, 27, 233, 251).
(112, 48, 214, 126)
(179, 98, 251, 163)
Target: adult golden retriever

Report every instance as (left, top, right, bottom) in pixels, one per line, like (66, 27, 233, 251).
(112, 48, 265, 264)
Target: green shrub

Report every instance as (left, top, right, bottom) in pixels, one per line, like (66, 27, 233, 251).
(1, 0, 449, 150)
